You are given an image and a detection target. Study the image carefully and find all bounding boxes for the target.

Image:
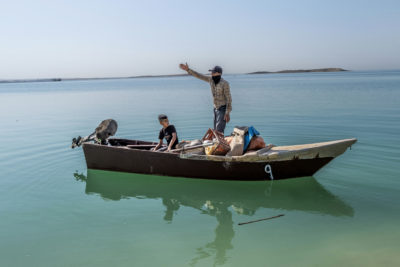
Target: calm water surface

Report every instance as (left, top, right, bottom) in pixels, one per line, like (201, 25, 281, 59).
(0, 71, 399, 266)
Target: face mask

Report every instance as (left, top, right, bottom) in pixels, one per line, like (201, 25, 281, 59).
(212, 75, 221, 84)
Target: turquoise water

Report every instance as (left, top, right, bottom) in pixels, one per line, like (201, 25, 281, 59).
(0, 71, 399, 266)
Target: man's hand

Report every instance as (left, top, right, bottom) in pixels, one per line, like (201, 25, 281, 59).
(224, 113, 230, 123)
(179, 63, 189, 71)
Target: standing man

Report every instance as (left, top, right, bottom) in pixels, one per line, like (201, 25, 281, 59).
(179, 63, 232, 134)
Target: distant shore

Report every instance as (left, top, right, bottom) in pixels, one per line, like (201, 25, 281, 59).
(0, 68, 347, 84)
(0, 74, 190, 84)
(247, 68, 347, 74)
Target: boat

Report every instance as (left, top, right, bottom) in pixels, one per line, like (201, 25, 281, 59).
(82, 137, 357, 180)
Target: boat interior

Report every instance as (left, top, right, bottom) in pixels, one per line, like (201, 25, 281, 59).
(108, 138, 159, 150)
(106, 137, 357, 162)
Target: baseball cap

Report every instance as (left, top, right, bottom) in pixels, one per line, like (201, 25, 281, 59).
(208, 66, 223, 74)
(158, 114, 168, 121)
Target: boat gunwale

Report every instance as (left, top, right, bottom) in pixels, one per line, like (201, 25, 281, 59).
(86, 137, 357, 163)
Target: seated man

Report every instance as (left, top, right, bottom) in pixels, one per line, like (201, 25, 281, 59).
(153, 114, 179, 152)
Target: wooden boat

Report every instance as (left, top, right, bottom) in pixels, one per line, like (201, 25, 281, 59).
(82, 137, 356, 180)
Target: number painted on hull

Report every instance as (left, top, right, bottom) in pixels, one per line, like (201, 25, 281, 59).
(264, 164, 274, 180)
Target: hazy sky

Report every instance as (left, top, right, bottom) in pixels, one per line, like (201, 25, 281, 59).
(1, 0, 399, 79)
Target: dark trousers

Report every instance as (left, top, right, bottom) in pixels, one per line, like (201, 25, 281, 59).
(213, 105, 227, 134)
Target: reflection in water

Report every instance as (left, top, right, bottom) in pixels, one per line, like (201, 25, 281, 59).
(73, 171, 87, 183)
(74, 170, 353, 266)
(190, 202, 234, 266)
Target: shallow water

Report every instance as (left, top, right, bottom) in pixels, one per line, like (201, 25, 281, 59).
(0, 71, 399, 266)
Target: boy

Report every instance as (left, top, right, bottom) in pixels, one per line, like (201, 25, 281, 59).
(153, 114, 179, 152)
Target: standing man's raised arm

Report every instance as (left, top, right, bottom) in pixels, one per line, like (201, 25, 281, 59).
(179, 63, 211, 83)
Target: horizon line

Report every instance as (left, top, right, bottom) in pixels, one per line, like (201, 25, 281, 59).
(1, 68, 400, 84)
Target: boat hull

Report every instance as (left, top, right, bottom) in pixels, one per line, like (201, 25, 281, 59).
(83, 143, 334, 180)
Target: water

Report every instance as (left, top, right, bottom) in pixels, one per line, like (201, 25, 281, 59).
(0, 71, 399, 266)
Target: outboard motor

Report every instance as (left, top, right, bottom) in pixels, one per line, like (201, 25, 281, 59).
(71, 119, 118, 148)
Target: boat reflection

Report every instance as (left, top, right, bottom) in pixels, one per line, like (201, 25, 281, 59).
(74, 170, 353, 266)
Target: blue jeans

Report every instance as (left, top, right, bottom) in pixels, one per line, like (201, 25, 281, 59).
(213, 105, 227, 134)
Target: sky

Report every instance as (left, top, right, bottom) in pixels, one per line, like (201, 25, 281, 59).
(0, 0, 399, 79)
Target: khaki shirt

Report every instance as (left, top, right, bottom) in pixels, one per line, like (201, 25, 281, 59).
(187, 68, 232, 114)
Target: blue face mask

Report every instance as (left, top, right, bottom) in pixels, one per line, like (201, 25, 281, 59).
(212, 75, 221, 84)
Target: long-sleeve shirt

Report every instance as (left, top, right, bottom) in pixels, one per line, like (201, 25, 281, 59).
(187, 68, 232, 114)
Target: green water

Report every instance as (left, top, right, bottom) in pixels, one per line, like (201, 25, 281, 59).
(0, 71, 399, 266)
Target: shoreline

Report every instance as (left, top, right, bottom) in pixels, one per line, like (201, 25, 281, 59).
(0, 74, 190, 84)
(0, 68, 347, 84)
(247, 68, 347, 74)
